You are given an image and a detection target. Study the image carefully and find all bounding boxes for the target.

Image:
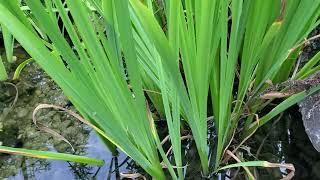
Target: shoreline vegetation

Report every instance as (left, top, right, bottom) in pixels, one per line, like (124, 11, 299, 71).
(0, 0, 320, 179)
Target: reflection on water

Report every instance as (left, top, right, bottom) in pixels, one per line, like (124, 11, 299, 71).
(0, 55, 130, 180)
(251, 107, 320, 180)
(8, 131, 129, 180)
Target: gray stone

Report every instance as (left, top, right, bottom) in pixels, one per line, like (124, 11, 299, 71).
(299, 92, 320, 152)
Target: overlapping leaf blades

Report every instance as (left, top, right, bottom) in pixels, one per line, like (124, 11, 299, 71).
(0, 0, 165, 178)
(0, 0, 320, 179)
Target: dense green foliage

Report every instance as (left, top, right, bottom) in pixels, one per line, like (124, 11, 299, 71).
(0, 0, 320, 179)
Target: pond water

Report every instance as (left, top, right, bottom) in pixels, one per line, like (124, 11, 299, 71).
(0, 51, 131, 180)
(5, 131, 129, 180)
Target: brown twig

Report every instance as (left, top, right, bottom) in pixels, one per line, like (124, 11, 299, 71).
(160, 135, 192, 169)
(120, 172, 146, 180)
(223, 114, 260, 164)
(225, 150, 256, 180)
(164, 135, 192, 157)
(288, 34, 320, 55)
(32, 104, 77, 152)
(4, 82, 19, 108)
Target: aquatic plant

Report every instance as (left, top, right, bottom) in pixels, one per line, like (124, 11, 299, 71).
(0, 0, 320, 179)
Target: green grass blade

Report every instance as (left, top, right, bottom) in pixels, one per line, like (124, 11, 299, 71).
(0, 145, 104, 166)
(1, 25, 14, 63)
(1, 0, 320, 178)
(217, 161, 273, 171)
(295, 51, 320, 79)
(0, 55, 8, 80)
(244, 84, 320, 138)
(0, 1, 166, 178)
(13, 57, 34, 80)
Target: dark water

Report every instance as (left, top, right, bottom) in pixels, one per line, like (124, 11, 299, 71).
(248, 26, 320, 180)
(247, 107, 320, 180)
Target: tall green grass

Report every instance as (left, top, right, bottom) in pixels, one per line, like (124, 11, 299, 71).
(0, 0, 319, 179)
(0, 22, 15, 80)
(0, 55, 8, 80)
(1, 25, 14, 63)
